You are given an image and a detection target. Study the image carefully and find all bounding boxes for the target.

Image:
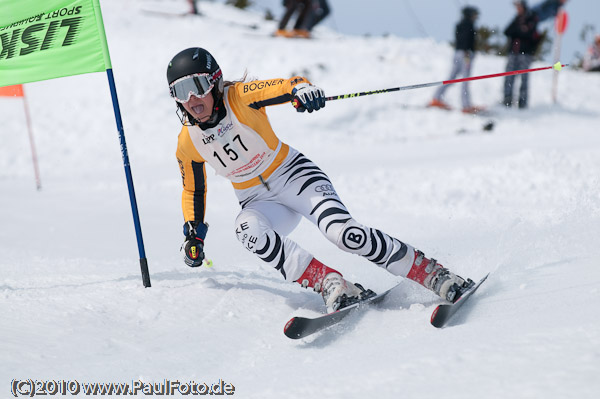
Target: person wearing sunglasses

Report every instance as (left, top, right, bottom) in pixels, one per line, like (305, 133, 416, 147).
(167, 47, 471, 312)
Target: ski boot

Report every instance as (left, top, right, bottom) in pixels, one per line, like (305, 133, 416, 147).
(292, 29, 311, 39)
(407, 250, 472, 302)
(462, 105, 485, 114)
(321, 272, 375, 312)
(297, 258, 375, 312)
(273, 29, 294, 38)
(428, 98, 452, 110)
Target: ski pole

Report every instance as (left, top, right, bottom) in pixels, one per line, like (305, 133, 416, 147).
(324, 62, 568, 103)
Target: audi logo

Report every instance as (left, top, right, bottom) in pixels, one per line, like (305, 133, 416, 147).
(314, 184, 334, 192)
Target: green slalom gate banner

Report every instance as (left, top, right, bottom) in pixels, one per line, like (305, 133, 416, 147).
(1, 0, 152, 288)
(0, 0, 111, 86)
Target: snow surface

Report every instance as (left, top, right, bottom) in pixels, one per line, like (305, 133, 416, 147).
(2, 1, 600, 398)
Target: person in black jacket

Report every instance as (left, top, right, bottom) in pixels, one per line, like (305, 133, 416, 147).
(503, 0, 540, 109)
(306, 0, 330, 32)
(275, 0, 313, 38)
(429, 6, 481, 113)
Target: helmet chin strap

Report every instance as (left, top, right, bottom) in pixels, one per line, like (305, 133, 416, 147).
(175, 105, 190, 126)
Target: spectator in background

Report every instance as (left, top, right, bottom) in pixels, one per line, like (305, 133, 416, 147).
(306, 0, 330, 32)
(188, 0, 200, 15)
(502, 0, 566, 109)
(429, 6, 482, 114)
(530, 0, 567, 22)
(583, 35, 600, 72)
(503, 0, 540, 109)
(275, 0, 313, 38)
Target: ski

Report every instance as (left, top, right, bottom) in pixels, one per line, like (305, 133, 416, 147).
(140, 8, 196, 18)
(284, 285, 397, 339)
(430, 273, 489, 328)
(398, 103, 496, 133)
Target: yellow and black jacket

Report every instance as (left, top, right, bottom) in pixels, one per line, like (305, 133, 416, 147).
(176, 76, 310, 223)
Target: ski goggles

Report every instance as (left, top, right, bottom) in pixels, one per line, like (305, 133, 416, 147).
(169, 69, 222, 103)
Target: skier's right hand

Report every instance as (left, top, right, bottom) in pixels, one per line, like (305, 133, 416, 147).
(181, 221, 208, 267)
(292, 83, 326, 113)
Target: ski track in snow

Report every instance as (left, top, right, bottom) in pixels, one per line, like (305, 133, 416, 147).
(1, 1, 599, 398)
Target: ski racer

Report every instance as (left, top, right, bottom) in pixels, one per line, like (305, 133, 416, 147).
(167, 47, 472, 312)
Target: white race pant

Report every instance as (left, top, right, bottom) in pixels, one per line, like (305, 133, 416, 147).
(234, 147, 415, 282)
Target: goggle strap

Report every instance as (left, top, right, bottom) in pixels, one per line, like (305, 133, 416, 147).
(211, 69, 222, 83)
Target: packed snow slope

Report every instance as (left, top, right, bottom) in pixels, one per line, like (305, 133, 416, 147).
(1, 1, 599, 398)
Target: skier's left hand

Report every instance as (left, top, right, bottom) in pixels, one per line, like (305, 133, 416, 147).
(292, 83, 326, 113)
(181, 221, 208, 268)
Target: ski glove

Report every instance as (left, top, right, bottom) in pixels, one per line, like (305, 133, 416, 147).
(181, 221, 208, 268)
(292, 83, 326, 113)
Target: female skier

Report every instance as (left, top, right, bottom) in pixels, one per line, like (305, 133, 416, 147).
(167, 47, 470, 312)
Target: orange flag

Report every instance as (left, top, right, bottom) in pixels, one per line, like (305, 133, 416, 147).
(0, 84, 24, 97)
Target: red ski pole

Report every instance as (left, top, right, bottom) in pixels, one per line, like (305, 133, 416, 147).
(22, 86, 42, 191)
(324, 62, 568, 102)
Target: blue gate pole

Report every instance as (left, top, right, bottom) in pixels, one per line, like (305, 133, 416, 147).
(106, 68, 151, 287)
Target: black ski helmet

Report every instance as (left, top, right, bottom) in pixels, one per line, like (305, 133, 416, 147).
(167, 47, 225, 128)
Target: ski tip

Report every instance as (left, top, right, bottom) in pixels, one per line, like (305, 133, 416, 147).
(284, 317, 295, 332)
(283, 317, 302, 339)
(430, 306, 442, 328)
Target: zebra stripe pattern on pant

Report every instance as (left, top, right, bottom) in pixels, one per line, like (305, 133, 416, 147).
(311, 197, 351, 234)
(281, 152, 332, 195)
(281, 153, 352, 236)
(255, 230, 287, 279)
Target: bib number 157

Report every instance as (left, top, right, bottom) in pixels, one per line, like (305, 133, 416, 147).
(213, 134, 248, 168)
